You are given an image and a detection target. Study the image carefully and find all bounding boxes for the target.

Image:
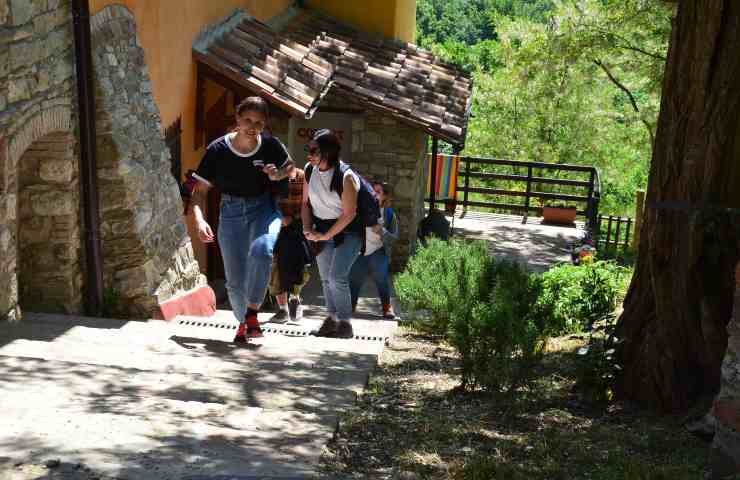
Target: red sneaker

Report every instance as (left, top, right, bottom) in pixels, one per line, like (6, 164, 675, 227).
(234, 323, 247, 343)
(245, 313, 263, 338)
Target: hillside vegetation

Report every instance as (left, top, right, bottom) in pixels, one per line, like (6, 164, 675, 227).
(417, 0, 673, 215)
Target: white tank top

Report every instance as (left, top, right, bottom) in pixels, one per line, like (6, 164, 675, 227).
(364, 211, 384, 256)
(308, 165, 360, 220)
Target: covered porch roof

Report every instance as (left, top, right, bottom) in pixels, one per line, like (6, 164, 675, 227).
(193, 8, 473, 148)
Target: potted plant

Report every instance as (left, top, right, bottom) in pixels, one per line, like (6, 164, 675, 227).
(542, 203, 577, 225)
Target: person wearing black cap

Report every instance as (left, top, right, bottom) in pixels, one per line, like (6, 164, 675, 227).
(301, 129, 362, 338)
(191, 96, 292, 343)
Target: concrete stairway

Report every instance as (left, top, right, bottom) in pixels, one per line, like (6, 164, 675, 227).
(0, 310, 396, 479)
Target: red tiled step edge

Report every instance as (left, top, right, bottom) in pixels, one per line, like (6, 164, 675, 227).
(154, 285, 217, 321)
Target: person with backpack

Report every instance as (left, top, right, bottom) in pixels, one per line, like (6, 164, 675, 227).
(350, 180, 400, 319)
(301, 129, 379, 338)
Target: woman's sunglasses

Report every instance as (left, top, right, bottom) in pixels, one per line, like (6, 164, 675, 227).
(304, 145, 320, 155)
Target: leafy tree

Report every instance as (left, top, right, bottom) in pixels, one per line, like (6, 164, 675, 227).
(488, 0, 555, 23)
(416, 0, 498, 47)
(417, 0, 672, 216)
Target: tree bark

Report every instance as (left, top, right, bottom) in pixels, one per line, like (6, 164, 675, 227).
(615, 0, 740, 413)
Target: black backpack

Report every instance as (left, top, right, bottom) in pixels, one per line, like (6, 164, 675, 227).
(305, 162, 381, 228)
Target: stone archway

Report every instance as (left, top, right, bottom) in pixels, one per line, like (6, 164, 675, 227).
(18, 131, 82, 314)
(1, 107, 81, 318)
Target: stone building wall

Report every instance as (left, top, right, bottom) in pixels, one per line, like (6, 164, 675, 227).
(1, 2, 208, 321)
(0, 0, 78, 321)
(90, 5, 206, 318)
(18, 130, 82, 314)
(318, 90, 428, 270)
(711, 262, 740, 477)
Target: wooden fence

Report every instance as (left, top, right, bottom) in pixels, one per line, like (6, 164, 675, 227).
(597, 214, 634, 252)
(426, 155, 602, 232)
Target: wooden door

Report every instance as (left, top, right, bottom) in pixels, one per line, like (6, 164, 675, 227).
(204, 92, 238, 282)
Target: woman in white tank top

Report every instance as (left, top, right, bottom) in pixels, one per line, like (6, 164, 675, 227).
(301, 129, 362, 338)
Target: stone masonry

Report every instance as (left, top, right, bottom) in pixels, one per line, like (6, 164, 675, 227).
(1, 2, 206, 321)
(90, 5, 205, 318)
(318, 90, 428, 271)
(711, 262, 740, 478)
(18, 130, 82, 314)
(0, 0, 78, 321)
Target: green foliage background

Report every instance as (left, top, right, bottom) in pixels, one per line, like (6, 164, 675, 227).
(417, 0, 673, 216)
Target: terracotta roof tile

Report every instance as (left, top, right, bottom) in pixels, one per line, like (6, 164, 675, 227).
(334, 75, 357, 89)
(274, 43, 303, 62)
(418, 102, 446, 118)
(195, 10, 473, 145)
(245, 75, 277, 96)
(336, 64, 364, 81)
(393, 82, 425, 98)
(410, 107, 443, 126)
(441, 123, 463, 138)
(209, 44, 246, 69)
(282, 74, 319, 98)
(354, 84, 386, 102)
(384, 93, 414, 113)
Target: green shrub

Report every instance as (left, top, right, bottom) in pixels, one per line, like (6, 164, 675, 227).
(448, 260, 549, 392)
(574, 314, 620, 404)
(538, 261, 632, 335)
(397, 241, 634, 393)
(101, 287, 123, 318)
(396, 238, 494, 334)
(597, 245, 637, 267)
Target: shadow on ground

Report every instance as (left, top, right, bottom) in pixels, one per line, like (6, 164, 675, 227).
(322, 330, 711, 480)
(0, 311, 383, 479)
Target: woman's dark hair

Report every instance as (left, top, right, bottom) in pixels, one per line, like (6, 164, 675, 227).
(373, 180, 392, 207)
(312, 129, 341, 168)
(236, 96, 270, 121)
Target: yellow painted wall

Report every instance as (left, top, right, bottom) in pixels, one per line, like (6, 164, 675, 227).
(89, 0, 291, 271)
(306, 0, 416, 42)
(87, 0, 415, 273)
(89, 0, 414, 177)
(90, 0, 291, 173)
(394, 0, 417, 44)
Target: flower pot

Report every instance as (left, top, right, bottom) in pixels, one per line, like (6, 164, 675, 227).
(542, 206, 577, 225)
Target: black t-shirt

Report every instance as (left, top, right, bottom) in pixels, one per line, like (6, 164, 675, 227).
(194, 132, 290, 198)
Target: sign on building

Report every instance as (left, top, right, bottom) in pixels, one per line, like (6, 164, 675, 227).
(288, 112, 355, 167)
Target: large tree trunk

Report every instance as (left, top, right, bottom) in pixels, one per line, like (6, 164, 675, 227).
(615, 1, 740, 413)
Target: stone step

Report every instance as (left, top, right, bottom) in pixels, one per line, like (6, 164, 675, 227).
(1, 398, 328, 479)
(0, 318, 385, 370)
(0, 311, 393, 478)
(0, 353, 365, 415)
(20, 311, 398, 347)
(0, 314, 382, 415)
(176, 309, 397, 342)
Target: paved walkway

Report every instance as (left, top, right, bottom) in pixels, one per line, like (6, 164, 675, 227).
(0, 299, 396, 479)
(0, 211, 580, 478)
(449, 210, 585, 272)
